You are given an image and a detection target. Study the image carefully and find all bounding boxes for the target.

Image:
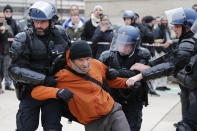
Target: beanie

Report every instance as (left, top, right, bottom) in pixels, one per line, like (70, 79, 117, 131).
(69, 40, 92, 60)
(144, 16, 155, 23)
(3, 5, 13, 12)
(93, 5, 103, 12)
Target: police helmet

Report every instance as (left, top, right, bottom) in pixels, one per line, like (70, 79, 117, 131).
(29, 1, 58, 22)
(171, 8, 197, 28)
(112, 25, 140, 56)
(115, 25, 140, 45)
(122, 10, 136, 20)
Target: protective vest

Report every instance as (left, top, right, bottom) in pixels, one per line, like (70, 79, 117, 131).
(176, 37, 197, 90)
(102, 48, 150, 104)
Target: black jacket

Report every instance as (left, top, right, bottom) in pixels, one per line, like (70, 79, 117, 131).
(99, 47, 151, 105)
(143, 31, 196, 81)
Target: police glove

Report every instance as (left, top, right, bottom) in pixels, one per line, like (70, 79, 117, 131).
(57, 89, 74, 103)
(130, 82, 141, 89)
(44, 76, 58, 87)
(106, 68, 119, 80)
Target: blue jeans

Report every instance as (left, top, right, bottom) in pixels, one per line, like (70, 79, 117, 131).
(16, 93, 62, 131)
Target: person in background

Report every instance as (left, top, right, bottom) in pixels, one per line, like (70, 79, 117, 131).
(192, 4, 197, 12)
(66, 14, 84, 41)
(142, 15, 155, 57)
(81, 5, 103, 41)
(91, 14, 113, 59)
(154, 16, 161, 29)
(0, 12, 8, 94)
(152, 16, 172, 91)
(63, 5, 85, 29)
(3, 4, 18, 90)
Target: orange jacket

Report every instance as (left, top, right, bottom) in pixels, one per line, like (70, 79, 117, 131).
(31, 52, 129, 124)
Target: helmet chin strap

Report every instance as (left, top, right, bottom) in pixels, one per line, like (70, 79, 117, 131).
(180, 26, 187, 38)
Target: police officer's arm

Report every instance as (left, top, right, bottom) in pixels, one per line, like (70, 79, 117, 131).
(8, 32, 46, 85)
(140, 41, 195, 81)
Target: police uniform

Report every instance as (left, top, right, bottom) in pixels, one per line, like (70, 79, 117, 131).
(99, 25, 151, 131)
(8, 1, 70, 131)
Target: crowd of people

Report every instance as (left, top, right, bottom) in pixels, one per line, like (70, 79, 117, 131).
(0, 1, 197, 131)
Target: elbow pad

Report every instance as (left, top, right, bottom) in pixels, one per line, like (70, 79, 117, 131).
(9, 66, 46, 85)
(142, 62, 175, 80)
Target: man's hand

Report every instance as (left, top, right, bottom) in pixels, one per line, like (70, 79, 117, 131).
(126, 74, 143, 86)
(57, 89, 74, 102)
(44, 76, 58, 87)
(0, 26, 6, 34)
(163, 40, 173, 48)
(130, 63, 151, 72)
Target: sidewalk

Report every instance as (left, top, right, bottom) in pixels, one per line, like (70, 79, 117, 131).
(0, 83, 181, 131)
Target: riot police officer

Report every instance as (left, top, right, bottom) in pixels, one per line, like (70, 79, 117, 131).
(99, 25, 150, 131)
(8, 1, 70, 131)
(128, 8, 197, 131)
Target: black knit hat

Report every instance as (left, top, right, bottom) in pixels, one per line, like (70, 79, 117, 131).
(3, 5, 13, 12)
(69, 40, 92, 60)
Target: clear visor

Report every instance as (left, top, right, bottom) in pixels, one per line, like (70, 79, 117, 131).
(164, 8, 185, 25)
(191, 19, 197, 34)
(110, 34, 136, 55)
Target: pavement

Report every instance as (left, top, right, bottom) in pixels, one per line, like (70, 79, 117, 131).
(0, 83, 181, 131)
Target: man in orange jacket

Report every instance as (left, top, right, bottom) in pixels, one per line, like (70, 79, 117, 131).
(31, 40, 132, 131)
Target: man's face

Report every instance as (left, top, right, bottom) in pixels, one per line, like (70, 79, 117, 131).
(124, 18, 132, 25)
(71, 15, 80, 25)
(161, 18, 168, 27)
(70, 6, 79, 16)
(4, 9, 12, 18)
(0, 13, 5, 23)
(193, 5, 197, 12)
(101, 16, 109, 25)
(73, 57, 91, 72)
(33, 20, 49, 35)
(173, 24, 182, 38)
(117, 44, 134, 56)
(94, 8, 103, 18)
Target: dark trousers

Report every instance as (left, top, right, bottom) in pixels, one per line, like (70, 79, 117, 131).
(180, 85, 197, 130)
(183, 101, 197, 130)
(3, 55, 12, 87)
(16, 93, 62, 131)
(122, 101, 143, 131)
(0, 55, 4, 89)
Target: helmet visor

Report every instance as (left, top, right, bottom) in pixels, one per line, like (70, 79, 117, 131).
(165, 8, 185, 25)
(191, 19, 197, 34)
(110, 34, 136, 55)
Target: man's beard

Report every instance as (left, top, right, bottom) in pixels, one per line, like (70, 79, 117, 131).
(35, 28, 49, 36)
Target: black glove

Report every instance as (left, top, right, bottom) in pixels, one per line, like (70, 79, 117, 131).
(106, 68, 119, 80)
(44, 76, 58, 87)
(57, 89, 74, 102)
